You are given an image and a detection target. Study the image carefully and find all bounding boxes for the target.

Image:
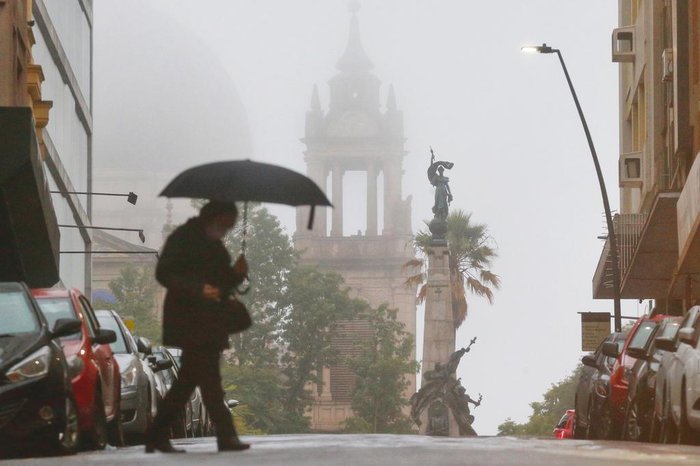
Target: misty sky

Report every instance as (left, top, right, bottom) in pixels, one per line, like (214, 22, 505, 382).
(94, 1, 642, 435)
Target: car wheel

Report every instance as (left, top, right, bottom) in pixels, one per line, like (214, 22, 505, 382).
(573, 399, 585, 439)
(83, 394, 108, 450)
(54, 394, 80, 455)
(623, 397, 643, 442)
(679, 384, 694, 445)
(107, 398, 125, 447)
(661, 393, 677, 444)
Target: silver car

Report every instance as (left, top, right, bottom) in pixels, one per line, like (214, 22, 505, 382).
(96, 310, 170, 441)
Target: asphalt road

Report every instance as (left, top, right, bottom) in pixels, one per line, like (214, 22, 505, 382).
(4, 434, 700, 465)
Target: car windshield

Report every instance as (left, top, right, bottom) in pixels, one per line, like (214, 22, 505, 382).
(628, 321, 657, 350)
(660, 321, 681, 339)
(556, 413, 570, 428)
(35, 298, 80, 339)
(97, 314, 129, 354)
(0, 291, 39, 335)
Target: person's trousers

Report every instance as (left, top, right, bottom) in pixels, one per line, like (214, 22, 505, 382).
(149, 348, 236, 443)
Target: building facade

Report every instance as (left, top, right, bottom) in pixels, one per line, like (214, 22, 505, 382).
(294, 7, 417, 431)
(0, 0, 92, 291)
(593, 0, 700, 312)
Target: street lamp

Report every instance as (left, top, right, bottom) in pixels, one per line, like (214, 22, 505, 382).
(522, 42, 622, 332)
(51, 190, 138, 205)
(58, 224, 146, 243)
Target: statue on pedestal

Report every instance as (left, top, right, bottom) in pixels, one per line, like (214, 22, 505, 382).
(427, 148, 454, 242)
(410, 337, 482, 436)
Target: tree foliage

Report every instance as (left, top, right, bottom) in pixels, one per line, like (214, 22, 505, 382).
(497, 365, 582, 436)
(344, 304, 419, 433)
(102, 263, 160, 343)
(406, 210, 500, 329)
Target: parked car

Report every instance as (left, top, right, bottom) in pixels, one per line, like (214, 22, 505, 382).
(574, 331, 626, 439)
(32, 288, 121, 450)
(601, 314, 671, 439)
(95, 310, 169, 443)
(655, 306, 700, 444)
(621, 316, 682, 442)
(0, 282, 82, 455)
(553, 409, 575, 439)
(148, 346, 204, 438)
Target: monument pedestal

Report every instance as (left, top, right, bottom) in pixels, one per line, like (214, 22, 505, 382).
(419, 243, 458, 437)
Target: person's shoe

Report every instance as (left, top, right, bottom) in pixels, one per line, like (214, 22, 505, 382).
(145, 439, 186, 454)
(218, 438, 250, 452)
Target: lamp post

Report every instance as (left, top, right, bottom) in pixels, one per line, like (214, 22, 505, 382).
(522, 43, 622, 332)
(51, 190, 138, 205)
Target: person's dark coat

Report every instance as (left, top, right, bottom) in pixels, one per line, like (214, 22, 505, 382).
(156, 217, 244, 350)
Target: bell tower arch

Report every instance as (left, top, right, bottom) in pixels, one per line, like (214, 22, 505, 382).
(294, 3, 416, 431)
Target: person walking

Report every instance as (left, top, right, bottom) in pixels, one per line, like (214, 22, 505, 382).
(145, 201, 250, 453)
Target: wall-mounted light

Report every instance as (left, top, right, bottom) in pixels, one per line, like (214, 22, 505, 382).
(51, 190, 138, 205)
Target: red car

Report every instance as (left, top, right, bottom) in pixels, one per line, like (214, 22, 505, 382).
(553, 409, 575, 439)
(601, 313, 671, 439)
(32, 288, 121, 449)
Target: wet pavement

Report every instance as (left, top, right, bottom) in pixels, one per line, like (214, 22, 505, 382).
(4, 434, 700, 465)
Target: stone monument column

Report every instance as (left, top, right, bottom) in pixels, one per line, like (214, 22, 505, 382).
(419, 243, 459, 436)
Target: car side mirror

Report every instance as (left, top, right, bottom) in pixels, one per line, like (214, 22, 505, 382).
(92, 328, 117, 345)
(655, 336, 676, 352)
(581, 354, 598, 368)
(136, 337, 153, 355)
(602, 342, 619, 358)
(153, 359, 173, 372)
(625, 346, 648, 360)
(226, 399, 240, 408)
(51, 318, 82, 338)
(678, 327, 695, 344)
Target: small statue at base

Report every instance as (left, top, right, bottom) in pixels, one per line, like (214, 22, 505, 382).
(410, 338, 482, 436)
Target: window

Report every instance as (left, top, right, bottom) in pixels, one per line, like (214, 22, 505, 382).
(0, 291, 39, 335)
(35, 298, 80, 339)
(97, 314, 128, 354)
(628, 321, 657, 349)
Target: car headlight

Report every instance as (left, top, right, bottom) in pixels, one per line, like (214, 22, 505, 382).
(66, 354, 85, 379)
(622, 367, 632, 383)
(594, 379, 609, 398)
(6, 346, 51, 383)
(121, 366, 138, 388)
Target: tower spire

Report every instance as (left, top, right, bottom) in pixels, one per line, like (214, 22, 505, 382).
(336, 1, 373, 72)
(310, 84, 321, 111)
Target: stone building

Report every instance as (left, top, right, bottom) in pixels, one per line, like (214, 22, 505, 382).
(593, 0, 700, 312)
(294, 6, 417, 431)
(0, 0, 93, 291)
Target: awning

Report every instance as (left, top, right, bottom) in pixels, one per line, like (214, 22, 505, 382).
(620, 193, 680, 298)
(593, 193, 680, 299)
(0, 107, 60, 287)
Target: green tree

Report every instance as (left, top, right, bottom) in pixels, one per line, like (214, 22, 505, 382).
(222, 204, 298, 369)
(103, 263, 160, 342)
(406, 210, 501, 329)
(344, 304, 419, 434)
(497, 365, 582, 436)
(277, 266, 365, 426)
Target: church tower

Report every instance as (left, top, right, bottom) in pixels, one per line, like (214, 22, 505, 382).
(294, 3, 416, 431)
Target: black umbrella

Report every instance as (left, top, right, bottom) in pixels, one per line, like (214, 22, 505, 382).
(160, 159, 332, 251)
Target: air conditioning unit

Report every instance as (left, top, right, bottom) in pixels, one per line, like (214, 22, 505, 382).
(619, 151, 642, 187)
(612, 26, 635, 63)
(662, 48, 673, 82)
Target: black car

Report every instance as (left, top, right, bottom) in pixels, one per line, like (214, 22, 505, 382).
(0, 282, 82, 455)
(574, 332, 627, 439)
(622, 316, 682, 442)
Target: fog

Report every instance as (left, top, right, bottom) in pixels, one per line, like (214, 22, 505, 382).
(93, 1, 641, 435)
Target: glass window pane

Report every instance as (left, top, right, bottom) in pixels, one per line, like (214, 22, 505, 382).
(0, 291, 39, 334)
(35, 298, 80, 339)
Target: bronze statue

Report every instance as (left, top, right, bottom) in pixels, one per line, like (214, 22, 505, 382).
(427, 147, 454, 221)
(410, 337, 481, 436)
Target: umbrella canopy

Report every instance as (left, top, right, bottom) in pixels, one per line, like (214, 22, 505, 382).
(159, 160, 332, 229)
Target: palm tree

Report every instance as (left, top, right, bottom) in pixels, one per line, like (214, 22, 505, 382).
(405, 210, 501, 329)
